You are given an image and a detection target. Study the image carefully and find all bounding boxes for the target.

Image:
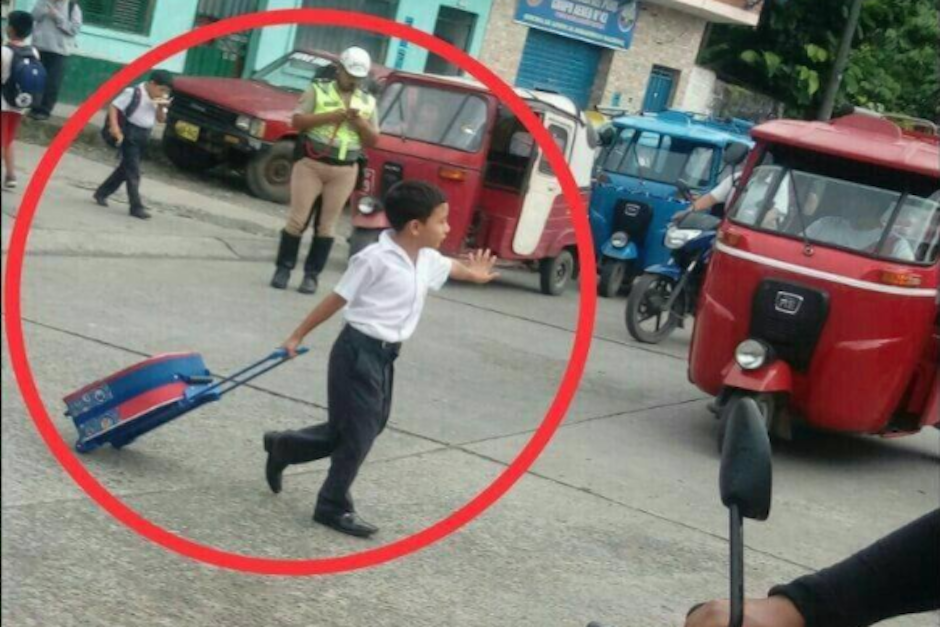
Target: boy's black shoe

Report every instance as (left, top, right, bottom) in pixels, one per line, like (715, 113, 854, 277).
(93, 192, 109, 207)
(28, 111, 50, 121)
(313, 511, 378, 538)
(130, 206, 151, 220)
(263, 432, 287, 494)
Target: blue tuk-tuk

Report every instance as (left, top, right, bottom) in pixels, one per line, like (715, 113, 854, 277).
(590, 110, 754, 296)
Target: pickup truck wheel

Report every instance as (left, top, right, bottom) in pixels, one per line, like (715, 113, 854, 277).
(246, 140, 294, 204)
(162, 134, 219, 172)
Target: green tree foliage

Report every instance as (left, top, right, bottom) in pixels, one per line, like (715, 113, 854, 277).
(700, 0, 939, 121)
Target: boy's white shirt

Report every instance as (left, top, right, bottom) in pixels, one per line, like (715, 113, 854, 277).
(334, 230, 453, 343)
(112, 84, 159, 130)
(1, 43, 41, 113)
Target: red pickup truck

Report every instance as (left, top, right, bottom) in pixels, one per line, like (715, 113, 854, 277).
(164, 49, 389, 203)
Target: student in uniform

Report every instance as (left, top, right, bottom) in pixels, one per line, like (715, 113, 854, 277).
(93, 70, 173, 220)
(263, 181, 499, 538)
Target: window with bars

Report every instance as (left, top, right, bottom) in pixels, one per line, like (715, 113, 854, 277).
(82, 0, 156, 35)
(296, 0, 399, 64)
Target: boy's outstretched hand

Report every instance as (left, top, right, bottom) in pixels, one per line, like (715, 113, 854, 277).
(453, 249, 500, 284)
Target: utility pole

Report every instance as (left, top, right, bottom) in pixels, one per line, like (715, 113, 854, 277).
(818, 0, 865, 120)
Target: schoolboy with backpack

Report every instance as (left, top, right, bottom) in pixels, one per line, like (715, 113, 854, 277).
(1, 11, 45, 190)
(93, 70, 173, 220)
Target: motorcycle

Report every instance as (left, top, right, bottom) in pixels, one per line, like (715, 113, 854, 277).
(588, 397, 773, 627)
(625, 180, 721, 344)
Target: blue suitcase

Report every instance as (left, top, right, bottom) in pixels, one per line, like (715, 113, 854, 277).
(64, 348, 307, 453)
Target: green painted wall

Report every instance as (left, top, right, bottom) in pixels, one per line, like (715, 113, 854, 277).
(13, 0, 198, 104)
(387, 0, 492, 73)
(241, 1, 493, 76)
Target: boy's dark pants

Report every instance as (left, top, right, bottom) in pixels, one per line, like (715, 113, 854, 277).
(96, 125, 150, 211)
(274, 326, 399, 517)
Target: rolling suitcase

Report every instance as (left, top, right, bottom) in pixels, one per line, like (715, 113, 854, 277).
(64, 348, 307, 453)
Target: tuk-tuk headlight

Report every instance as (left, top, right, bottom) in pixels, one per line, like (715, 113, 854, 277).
(665, 227, 702, 250)
(735, 339, 771, 371)
(611, 232, 629, 248)
(358, 196, 380, 215)
(235, 115, 252, 131)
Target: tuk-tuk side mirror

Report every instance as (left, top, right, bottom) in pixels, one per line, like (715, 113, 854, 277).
(598, 124, 616, 147)
(720, 397, 773, 521)
(509, 132, 534, 158)
(723, 142, 750, 167)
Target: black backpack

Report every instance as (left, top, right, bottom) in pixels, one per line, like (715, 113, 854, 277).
(1, 45, 46, 110)
(101, 85, 143, 148)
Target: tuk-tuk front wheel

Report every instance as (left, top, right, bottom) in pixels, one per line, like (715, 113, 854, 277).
(625, 273, 680, 343)
(539, 250, 575, 296)
(598, 259, 628, 298)
(717, 391, 777, 453)
(348, 227, 382, 259)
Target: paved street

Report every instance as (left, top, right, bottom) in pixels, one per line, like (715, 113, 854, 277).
(2, 142, 938, 627)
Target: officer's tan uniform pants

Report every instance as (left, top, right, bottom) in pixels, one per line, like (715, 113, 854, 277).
(285, 157, 359, 238)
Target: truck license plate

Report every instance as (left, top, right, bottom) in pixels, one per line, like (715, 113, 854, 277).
(175, 121, 200, 143)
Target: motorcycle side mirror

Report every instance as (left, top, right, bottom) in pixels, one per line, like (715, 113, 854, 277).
(720, 397, 773, 627)
(720, 396, 772, 521)
(722, 142, 750, 168)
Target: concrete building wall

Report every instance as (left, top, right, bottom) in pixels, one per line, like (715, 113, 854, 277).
(475, 0, 528, 85)
(676, 65, 718, 114)
(476, 1, 712, 114)
(600, 4, 707, 113)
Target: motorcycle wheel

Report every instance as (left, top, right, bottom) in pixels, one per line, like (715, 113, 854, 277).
(625, 273, 681, 343)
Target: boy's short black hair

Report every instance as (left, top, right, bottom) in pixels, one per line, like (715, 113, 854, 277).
(384, 181, 447, 231)
(7, 11, 34, 39)
(149, 70, 174, 89)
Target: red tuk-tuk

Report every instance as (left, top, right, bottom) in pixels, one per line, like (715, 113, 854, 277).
(689, 113, 939, 445)
(348, 72, 597, 295)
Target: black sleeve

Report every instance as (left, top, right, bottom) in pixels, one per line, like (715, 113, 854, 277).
(768, 509, 940, 627)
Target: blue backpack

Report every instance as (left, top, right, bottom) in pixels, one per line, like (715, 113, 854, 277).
(2, 45, 46, 110)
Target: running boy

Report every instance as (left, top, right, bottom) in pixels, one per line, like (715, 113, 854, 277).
(93, 70, 173, 220)
(1, 11, 39, 190)
(263, 180, 499, 538)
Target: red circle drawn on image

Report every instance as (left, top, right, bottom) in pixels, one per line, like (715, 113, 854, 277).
(3, 9, 598, 575)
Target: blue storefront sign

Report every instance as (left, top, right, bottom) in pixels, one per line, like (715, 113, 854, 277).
(514, 0, 639, 50)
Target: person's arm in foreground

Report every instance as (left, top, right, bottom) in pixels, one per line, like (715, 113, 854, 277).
(281, 294, 347, 357)
(686, 509, 940, 627)
(449, 249, 500, 284)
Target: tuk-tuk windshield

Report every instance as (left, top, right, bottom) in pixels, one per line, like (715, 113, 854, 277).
(378, 82, 489, 152)
(731, 165, 940, 264)
(601, 129, 717, 188)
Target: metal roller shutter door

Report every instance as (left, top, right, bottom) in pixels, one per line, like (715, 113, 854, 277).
(515, 28, 601, 110)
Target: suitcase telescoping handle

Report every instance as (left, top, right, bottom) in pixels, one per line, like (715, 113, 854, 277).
(187, 347, 309, 400)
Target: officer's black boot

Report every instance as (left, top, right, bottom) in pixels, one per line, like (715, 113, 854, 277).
(299, 237, 335, 294)
(271, 230, 302, 290)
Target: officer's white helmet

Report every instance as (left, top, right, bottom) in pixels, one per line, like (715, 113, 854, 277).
(339, 47, 372, 79)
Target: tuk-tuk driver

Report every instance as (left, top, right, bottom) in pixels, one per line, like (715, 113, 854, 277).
(805, 192, 916, 260)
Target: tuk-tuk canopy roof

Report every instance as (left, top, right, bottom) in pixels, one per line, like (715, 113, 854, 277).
(610, 110, 754, 147)
(386, 72, 586, 126)
(752, 114, 940, 179)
